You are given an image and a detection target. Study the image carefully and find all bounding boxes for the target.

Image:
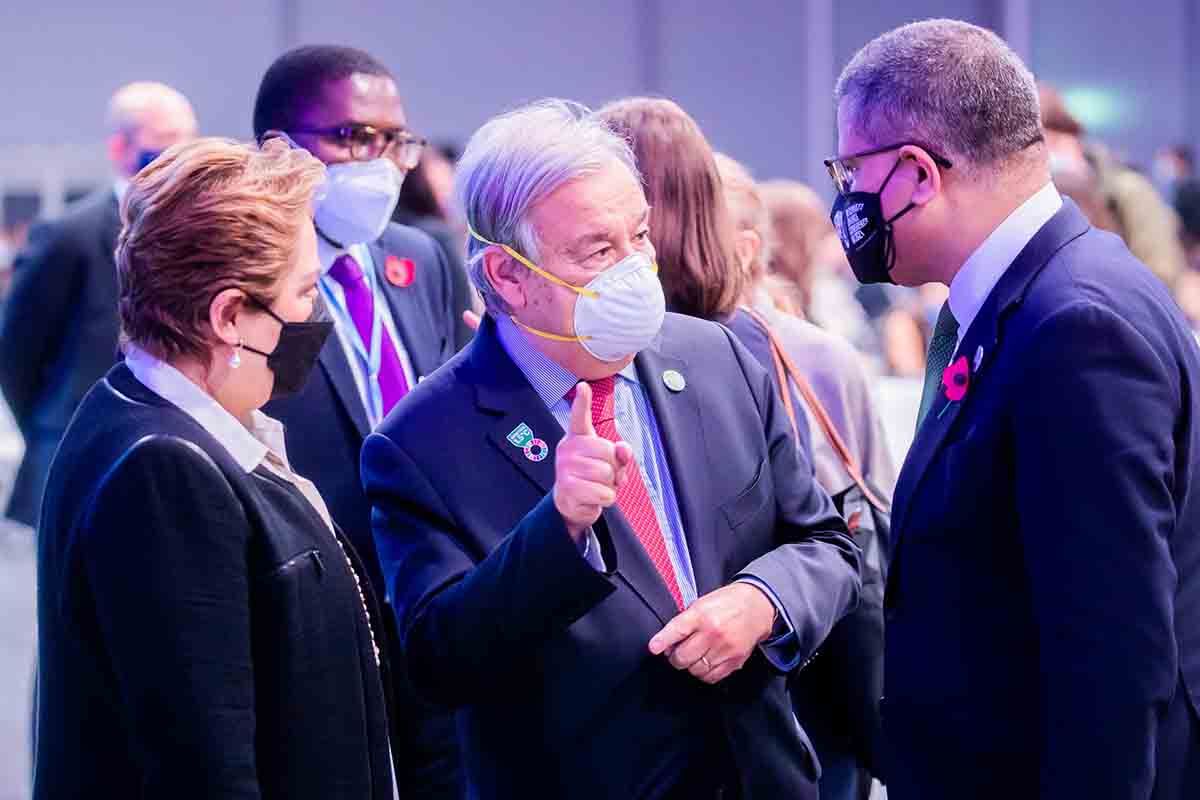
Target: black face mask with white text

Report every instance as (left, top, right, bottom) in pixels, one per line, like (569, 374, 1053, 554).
(241, 299, 334, 399)
(829, 157, 917, 285)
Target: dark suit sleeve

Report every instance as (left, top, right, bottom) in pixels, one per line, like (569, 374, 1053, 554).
(723, 326, 863, 671)
(0, 219, 85, 427)
(362, 430, 616, 708)
(82, 437, 261, 798)
(1013, 302, 1178, 799)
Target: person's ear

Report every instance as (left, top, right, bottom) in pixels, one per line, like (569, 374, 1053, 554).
(483, 249, 529, 311)
(209, 288, 247, 348)
(902, 145, 943, 206)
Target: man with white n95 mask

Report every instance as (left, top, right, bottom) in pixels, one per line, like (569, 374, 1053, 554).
(362, 98, 862, 800)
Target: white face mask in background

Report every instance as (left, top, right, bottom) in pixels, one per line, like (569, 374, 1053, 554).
(313, 158, 404, 246)
(467, 226, 667, 362)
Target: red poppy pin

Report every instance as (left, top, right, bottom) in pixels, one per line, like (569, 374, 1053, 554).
(941, 355, 970, 402)
(385, 256, 415, 288)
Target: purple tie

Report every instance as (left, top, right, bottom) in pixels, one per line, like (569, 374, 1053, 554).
(327, 253, 409, 414)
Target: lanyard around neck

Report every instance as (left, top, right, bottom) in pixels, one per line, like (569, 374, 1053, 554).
(319, 247, 387, 424)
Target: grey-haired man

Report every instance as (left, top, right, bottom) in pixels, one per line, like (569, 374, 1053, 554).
(362, 99, 862, 800)
(827, 18, 1200, 799)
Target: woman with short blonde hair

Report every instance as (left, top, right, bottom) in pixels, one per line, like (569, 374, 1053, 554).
(35, 137, 396, 800)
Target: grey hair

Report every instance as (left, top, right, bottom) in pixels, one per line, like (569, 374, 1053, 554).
(835, 19, 1043, 171)
(455, 98, 641, 315)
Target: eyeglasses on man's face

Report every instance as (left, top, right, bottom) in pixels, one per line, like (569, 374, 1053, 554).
(290, 123, 427, 169)
(823, 142, 953, 195)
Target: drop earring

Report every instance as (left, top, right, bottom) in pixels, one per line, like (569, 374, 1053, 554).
(229, 338, 242, 369)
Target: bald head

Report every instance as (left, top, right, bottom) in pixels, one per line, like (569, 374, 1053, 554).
(106, 82, 198, 178)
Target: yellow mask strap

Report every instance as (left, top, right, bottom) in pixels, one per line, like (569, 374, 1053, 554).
(510, 315, 592, 343)
(467, 224, 600, 299)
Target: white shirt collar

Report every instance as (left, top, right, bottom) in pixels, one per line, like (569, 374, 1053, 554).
(318, 236, 372, 277)
(124, 344, 276, 473)
(949, 182, 1063, 343)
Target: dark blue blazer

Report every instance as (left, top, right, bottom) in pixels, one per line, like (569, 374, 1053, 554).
(361, 312, 862, 800)
(884, 201, 1200, 799)
(35, 364, 393, 800)
(264, 222, 461, 798)
(0, 189, 122, 526)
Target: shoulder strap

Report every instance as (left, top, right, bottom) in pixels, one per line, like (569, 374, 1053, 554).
(743, 306, 890, 512)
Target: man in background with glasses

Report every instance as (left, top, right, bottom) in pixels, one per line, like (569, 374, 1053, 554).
(827, 18, 1200, 800)
(252, 44, 465, 800)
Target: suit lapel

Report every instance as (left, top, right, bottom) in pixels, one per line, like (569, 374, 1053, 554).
(368, 240, 432, 378)
(632, 346, 724, 600)
(890, 201, 1092, 541)
(317, 335, 371, 439)
(470, 317, 563, 496)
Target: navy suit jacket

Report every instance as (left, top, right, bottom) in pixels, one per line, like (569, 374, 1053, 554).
(0, 189, 122, 526)
(884, 201, 1200, 799)
(362, 312, 862, 800)
(264, 222, 461, 798)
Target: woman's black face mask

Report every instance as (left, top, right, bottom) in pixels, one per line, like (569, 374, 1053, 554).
(241, 298, 333, 399)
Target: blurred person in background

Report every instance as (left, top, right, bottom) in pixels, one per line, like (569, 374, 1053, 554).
(1153, 144, 1194, 204)
(717, 151, 895, 496)
(252, 44, 464, 800)
(0, 81, 196, 529)
(1039, 82, 1188, 287)
(761, 181, 881, 357)
(35, 137, 393, 800)
(598, 97, 811, 460)
(393, 142, 475, 345)
(718, 151, 893, 799)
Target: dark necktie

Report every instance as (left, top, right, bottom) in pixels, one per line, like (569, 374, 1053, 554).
(916, 302, 960, 430)
(327, 253, 409, 415)
(567, 376, 684, 609)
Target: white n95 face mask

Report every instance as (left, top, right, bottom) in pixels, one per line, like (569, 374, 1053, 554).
(313, 158, 403, 246)
(468, 226, 667, 362)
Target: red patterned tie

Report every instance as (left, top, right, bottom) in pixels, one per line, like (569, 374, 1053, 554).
(569, 376, 684, 610)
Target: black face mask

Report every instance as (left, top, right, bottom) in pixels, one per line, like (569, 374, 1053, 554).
(242, 299, 334, 399)
(830, 157, 917, 285)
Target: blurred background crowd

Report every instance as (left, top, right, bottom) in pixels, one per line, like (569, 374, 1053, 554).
(0, 1, 1197, 797)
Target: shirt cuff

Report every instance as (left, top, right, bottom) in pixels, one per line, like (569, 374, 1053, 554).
(580, 528, 607, 572)
(735, 575, 801, 672)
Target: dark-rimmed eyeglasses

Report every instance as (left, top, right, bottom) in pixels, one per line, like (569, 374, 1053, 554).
(824, 142, 953, 195)
(289, 123, 427, 169)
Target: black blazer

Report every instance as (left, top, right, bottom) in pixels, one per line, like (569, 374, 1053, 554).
(264, 221, 462, 799)
(34, 364, 394, 800)
(362, 313, 862, 800)
(0, 189, 121, 526)
(884, 201, 1200, 799)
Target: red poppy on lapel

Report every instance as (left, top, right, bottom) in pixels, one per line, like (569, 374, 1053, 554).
(385, 255, 415, 288)
(942, 355, 970, 402)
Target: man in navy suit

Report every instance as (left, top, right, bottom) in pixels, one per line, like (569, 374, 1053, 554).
(362, 99, 862, 799)
(827, 19, 1200, 799)
(0, 82, 196, 528)
(253, 45, 467, 799)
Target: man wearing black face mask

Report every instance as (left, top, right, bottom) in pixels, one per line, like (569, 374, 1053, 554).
(253, 45, 467, 800)
(831, 19, 1200, 800)
(0, 81, 197, 529)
